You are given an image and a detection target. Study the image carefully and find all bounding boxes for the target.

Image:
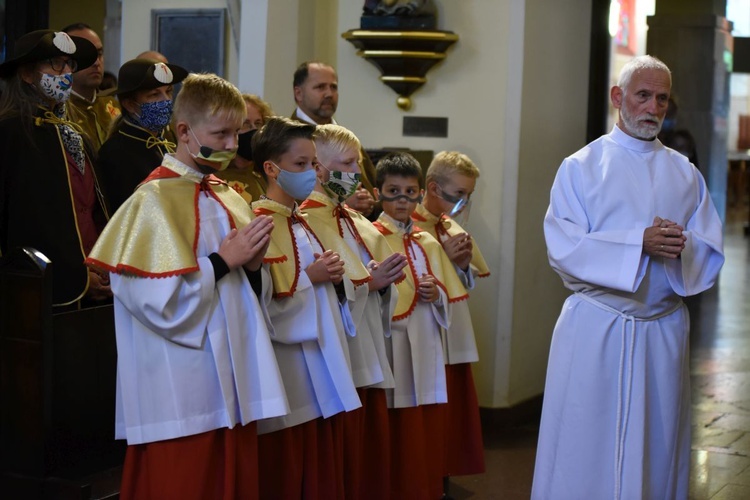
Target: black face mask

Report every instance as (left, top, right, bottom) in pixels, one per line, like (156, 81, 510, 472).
(237, 128, 256, 161)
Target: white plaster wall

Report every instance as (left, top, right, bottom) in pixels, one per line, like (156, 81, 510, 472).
(237, 0, 270, 95)
(729, 75, 750, 149)
(123, 0, 337, 104)
(253, 0, 338, 114)
(121, 0, 233, 73)
(261, 0, 303, 111)
(728, 0, 750, 149)
(510, 0, 592, 404)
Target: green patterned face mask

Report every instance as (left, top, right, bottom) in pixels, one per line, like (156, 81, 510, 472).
(321, 165, 361, 202)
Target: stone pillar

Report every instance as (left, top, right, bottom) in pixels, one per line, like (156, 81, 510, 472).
(103, 0, 121, 74)
(647, 0, 732, 220)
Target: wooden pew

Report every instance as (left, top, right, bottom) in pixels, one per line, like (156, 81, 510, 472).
(0, 247, 124, 499)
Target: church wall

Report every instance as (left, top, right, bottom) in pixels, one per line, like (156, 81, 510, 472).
(49, 0, 106, 35)
(509, 0, 592, 404)
(121, 0, 231, 70)
(238, 0, 337, 113)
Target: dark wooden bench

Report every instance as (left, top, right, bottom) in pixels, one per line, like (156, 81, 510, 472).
(0, 247, 124, 499)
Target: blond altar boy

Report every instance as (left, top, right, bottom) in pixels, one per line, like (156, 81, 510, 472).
(86, 74, 288, 500)
(300, 124, 408, 498)
(412, 151, 490, 484)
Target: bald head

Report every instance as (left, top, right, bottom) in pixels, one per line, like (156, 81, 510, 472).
(136, 51, 168, 63)
(63, 25, 104, 99)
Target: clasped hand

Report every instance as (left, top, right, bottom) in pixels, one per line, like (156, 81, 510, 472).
(218, 215, 274, 271)
(367, 252, 408, 291)
(643, 216, 686, 259)
(306, 249, 346, 284)
(417, 274, 439, 303)
(442, 232, 473, 271)
(87, 269, 112, 301)
(346, 186, 375, 216)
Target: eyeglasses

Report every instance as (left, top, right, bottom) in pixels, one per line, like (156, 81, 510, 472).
(43, 57, 78, 73)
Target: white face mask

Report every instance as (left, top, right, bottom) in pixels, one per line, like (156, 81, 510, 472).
(38, 72, 73, 103)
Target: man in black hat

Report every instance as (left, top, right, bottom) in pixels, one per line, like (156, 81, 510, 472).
(0, 29, 112, 308)
(63, 23, 121, 151)
(96, 58, 188, 211)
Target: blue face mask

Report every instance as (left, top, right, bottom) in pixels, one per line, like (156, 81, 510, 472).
(135, 99, 173, 132)
(271, 162, 317, 200)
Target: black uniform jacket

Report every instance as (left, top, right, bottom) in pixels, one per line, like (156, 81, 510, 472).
(0, 109, 109, 306)
(97, 119, 174, 212)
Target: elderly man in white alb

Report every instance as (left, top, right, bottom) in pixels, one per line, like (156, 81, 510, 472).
(532, 55, 724, 500)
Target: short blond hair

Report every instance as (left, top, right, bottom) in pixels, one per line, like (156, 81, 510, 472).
(173, 73, 246, 126)
(314, 124, 362, 163)
(426, 151, 480, 185)
(243, 94, 274, 124)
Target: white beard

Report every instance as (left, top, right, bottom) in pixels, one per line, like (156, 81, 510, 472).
(620, 106, 663, 140)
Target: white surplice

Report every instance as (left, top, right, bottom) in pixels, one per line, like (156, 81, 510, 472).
(379, 215, 450, 408)
(412, 205, 481, 364)
(111, 191, 289, 445)
(442, 263, 478, 364)
(532, 125, 724, 500)
(256, 220, 362, 434)
(339, 215, 397, 389)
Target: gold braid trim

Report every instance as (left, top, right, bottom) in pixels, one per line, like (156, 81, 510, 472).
(118, 130, 176, 153)
(34, 110, 84, 134)
(145, 135, 176, 152)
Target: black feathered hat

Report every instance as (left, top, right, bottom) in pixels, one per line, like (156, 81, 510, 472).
(115, 58, 189, 96)
(0, 30, 97, 78)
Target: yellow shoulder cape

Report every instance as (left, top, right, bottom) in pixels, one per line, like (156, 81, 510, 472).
(373, 215, 468, 321)
(253, 197, 369, 298)
(251, 198, 302, 298)
(86, 158, 275, 277)
(299, 192, 382, 286)
(412, 203, 491, 278)
(302, 192, 395, 263)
